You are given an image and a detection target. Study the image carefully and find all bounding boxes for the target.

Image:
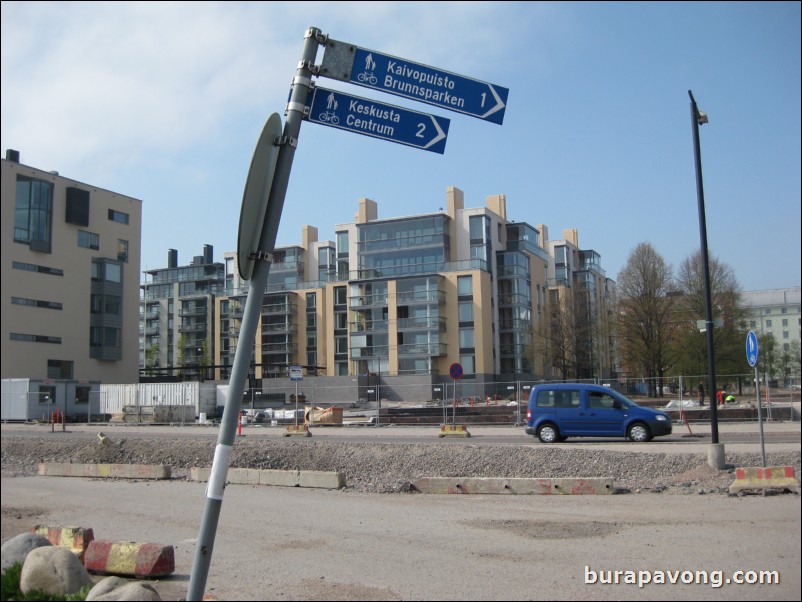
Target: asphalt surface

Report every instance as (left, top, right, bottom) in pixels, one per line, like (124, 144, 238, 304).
(3, 416, 800, 454)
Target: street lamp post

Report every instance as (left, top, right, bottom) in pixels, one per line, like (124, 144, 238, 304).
(688, 90, 723, 468)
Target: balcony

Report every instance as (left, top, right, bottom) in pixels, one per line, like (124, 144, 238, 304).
(349, 293, 389, 308)
(261, 342, 298, 353)
(396, 316, 445, 331)
(350, 320, 389, 333)
(349, 345, 389, 359)
(262, 300, 296, 315)
(397, 343, 447, 356)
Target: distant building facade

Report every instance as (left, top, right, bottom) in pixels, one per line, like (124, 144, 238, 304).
(1, 150, 142, 415)
(140, 245, 224, 380)
(741, 287, 801, 350)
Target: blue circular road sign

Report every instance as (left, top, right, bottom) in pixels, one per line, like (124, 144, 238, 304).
(746, 331, 759, 367)
(449, 363, 463, 380)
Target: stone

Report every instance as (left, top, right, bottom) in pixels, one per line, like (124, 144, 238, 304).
(86, 576, 162, 601)
(19, 546, 93, 596)
(1, 533, 52, 573)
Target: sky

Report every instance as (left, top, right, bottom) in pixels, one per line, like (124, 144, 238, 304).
(2, 1, 800, 292)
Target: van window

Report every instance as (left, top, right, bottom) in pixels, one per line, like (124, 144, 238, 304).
(536, 389, 580, 408)
(588, 391, 618, 409)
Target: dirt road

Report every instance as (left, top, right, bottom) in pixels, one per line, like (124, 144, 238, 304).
(2, 474, 799, 601)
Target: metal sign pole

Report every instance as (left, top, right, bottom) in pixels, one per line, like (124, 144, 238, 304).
(756, 365, 766, 468)
(187, 26, 323, 601)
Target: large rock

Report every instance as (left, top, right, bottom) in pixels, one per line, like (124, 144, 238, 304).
(86, 576, 161, 601)
(1, 533, 52, 573)
(19, 546, 93, 596)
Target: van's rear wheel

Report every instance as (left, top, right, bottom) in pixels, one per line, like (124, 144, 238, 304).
(537, 424, 561, 443)
(627, 423, 652, 442)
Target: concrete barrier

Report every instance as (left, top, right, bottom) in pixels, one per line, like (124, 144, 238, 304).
(437, 424, 471, 438)
(84, 540, 174, 577)
(37, 463, 171, 480)
(191, 467, 346, 489)
(31, 525, 94, 560)
(284, 424, 311, 437)
(729, 466, 800, 494)
(412, 477, 614, 495)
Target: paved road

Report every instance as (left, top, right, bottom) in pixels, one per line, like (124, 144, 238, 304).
(2, 418, 800, 600)
(2, 419, 800, 452)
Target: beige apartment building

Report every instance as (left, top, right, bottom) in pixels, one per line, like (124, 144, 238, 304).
(212, 186, 612, 403)
(1, 150, 142, 418)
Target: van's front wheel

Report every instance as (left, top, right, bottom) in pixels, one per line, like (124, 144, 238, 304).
(627, 423, 652, 442)
(537, 424, 561, 443)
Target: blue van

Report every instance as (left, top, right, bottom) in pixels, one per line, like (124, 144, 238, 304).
(525, 383, 672, 443)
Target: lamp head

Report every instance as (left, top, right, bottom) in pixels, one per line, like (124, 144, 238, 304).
(696, 110, 709, 125)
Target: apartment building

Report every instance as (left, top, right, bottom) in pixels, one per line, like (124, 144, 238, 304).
(741, 287, 801, 350)
(141, 245, 224, 380)
(1, 150, 142, 417)
(209, 186, 615, 402)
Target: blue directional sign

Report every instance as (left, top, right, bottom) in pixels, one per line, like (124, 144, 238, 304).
(304, 87, 449, 154)
(746, 330, 759, 367)
(320, 40, 508, 125)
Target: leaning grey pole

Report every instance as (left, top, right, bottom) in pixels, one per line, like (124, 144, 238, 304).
(187, 27, 323, 601)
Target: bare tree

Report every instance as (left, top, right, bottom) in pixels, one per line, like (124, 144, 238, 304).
(545, 288, 579, 381)
(616, 243, 679, 396)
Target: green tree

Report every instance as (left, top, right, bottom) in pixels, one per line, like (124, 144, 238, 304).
(757, 332, 780, 386)
(176, 333, 187, 377)
(674, 250, 746, 378)
(145, 343, 160, 377)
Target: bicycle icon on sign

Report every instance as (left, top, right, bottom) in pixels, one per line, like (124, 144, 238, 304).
(357, 71, 378, 85)
(318, 111, 339, 125)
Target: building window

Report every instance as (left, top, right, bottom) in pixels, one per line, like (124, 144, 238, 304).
(458, 301, 474, 322)
(457, 275, 473, 296)
(12, 297, 62, 310)
(12, 261, 64, 276)
(90, 326, 120, 348)
(93, 260, 123, 283)
(38, 387, 56, 403)
(459, 354, 475, 375)
(117, 239, 129, 262)
(47, 360, 74, 379)
(14, 175, 53, 252)
(766, 320, 772, 327)
(75, 386, 91, 404)
(334, 286, 347, 306)
(10, 333, 61, 344)
(78, 230, 100, 250)
(108, 209, 129, 224)
(459, 328, 475, 349)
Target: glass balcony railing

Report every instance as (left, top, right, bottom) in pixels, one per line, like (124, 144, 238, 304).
(397, 342, 447, 356)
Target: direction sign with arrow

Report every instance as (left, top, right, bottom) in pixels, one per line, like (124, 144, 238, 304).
(305, 86, 449, 153)
(320, 39, 509, 124)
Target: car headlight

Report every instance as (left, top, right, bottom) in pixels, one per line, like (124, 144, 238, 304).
(655, 415, 667, 421)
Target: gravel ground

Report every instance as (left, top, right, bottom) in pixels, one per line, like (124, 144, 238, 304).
(2, 434, 800, 495)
